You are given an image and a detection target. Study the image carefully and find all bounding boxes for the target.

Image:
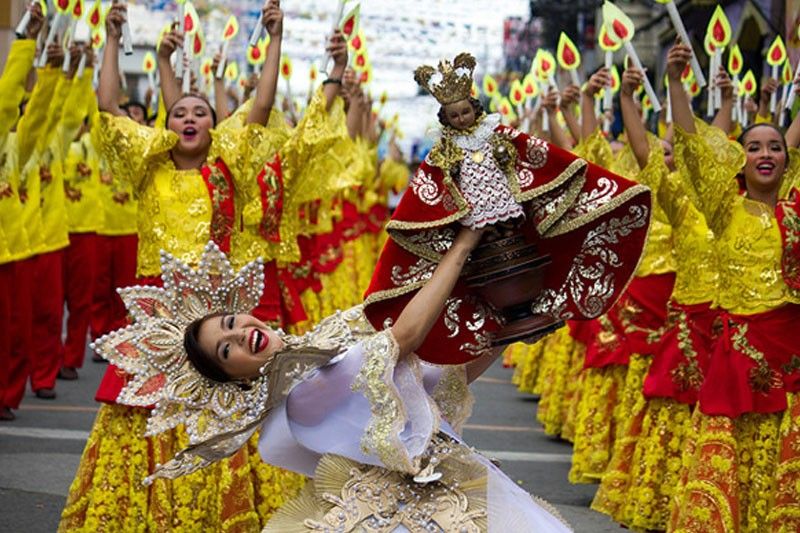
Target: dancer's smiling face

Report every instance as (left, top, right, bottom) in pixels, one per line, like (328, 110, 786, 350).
(740, 125, 787, 195)
(167, 96, 214, 156)
(186, 313, 284, 381)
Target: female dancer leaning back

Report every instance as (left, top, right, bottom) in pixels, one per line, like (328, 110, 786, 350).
(95, 230, 574, 532)
(665, 41, 800, 532)
(59, 1, 312, 530)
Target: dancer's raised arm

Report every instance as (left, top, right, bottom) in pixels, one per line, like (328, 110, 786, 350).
(391, 228, 483, 358)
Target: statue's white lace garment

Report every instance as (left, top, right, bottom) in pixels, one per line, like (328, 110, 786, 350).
(451, 114, 525, 229)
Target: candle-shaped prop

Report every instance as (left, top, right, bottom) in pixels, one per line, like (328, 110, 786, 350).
(308, 64, 318, 102)
(603, 64, 621, 132)
(63, 0, 84, 73)
(174, 0, 187, 76)
(741, 69, 757, 127)
(184, 27, 205, 93)
(248, 4, 264, 48)
(181, 2, 199, 93)
(641, 93, 653, 123)
(783, 56, 800, 117)
(654, 0, 705, 87)
(603, 1, 661, 113)
(200, 58, 212, 90)
(353, 50, 369, 72)
(326, 2, 359, 73)
(358, 65, 372, 85)
(594, 89, 603, 123)
(664, 75, 672, 124)
(216, 15, 239, 79)
(482, 74, 499, 100)
(38, 0, 71, 67)
(119, 0, 133, 55)
(522, 73, 538, 112)
(704, 35, 716, 117)
(707, 5, 731, 109)
(598, 24, 621, 114)
(90, 27, 104, 86)
(509, 79, 525, 118)
(557, 32, 581, 87)
(225, 62, 239, 85)
(142, 51, 156, 91)
(729, 43, 743, 122)
(247, 35, 268, 76)
(470, 82, 479, 100)
(767, 35, 787, 114)
(498, 97, 516, 124)
(16, 0, 45, 38)
(280, 54, 293, 102)
(781, 59, 793, 119)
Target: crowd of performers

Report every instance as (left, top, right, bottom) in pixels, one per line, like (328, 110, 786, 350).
(3, 1, 800, 532)
(507, 42, 800, 532)
(0, 2, 408, 530)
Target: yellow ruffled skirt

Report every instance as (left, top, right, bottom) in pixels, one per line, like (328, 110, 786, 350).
(568, 364, 628, 484)
(668, 393, 800, 533)
(591, 397, 692, 531)
(533, 328, 584, 436)
(59, 404, 306, 532)
(558, 340, 587, 443)
(511, 341, 545, 393)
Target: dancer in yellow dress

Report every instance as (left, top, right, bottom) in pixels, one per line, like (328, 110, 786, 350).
(60, 2, 308, 530)
(665, 41, 800, 533)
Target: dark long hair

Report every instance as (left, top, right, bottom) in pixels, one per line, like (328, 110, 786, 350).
(184, 313, 229, 383)
(437, 97, 485, 127)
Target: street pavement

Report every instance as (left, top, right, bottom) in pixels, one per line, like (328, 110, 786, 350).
(0, 347, 620, 532)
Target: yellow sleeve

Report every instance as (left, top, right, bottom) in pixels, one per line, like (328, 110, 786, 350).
(54, 69, 94, 161)
(36, 71, 72, 154)
(780, 147, 800, 199)
(91, 111, 176, 193)
(572, 128, 614, 168)
(673, 118, 745, 235)
(0, 40, 36, 138)
(379, 157, 410, 193)
(15, 66, 60, 170)
(278, 89, 350, 206)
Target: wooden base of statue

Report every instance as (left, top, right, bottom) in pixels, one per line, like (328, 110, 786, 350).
(464, 231, 563, 346)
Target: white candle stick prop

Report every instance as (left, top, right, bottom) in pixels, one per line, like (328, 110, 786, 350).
(706, 52, 715, 118)
(248, 13, 264, 47)
(666, 90, 672, 124)
(323, 0, 348, 74)
(63, 19, 78, 73)
(771, 65, 779, 114)
(714, 50, 722, 108)
(732, 74, 739, 122)
(663, 1, 705, 87)
(216, 16, 239, 79)
(784, 63, 800, 118)
(175, 4, 185, 77)
(216, 41, 229, 79)
(15, 2, 36, 38)
(120, 1, 133, 55)
(623, 41, 661, 113)
(182, 56, 192, 93)
(766, 36, 787, 115)
(594, 94, 601, 120)
(603, 50, 613, 113)
(76, 51, 87, 77)
(38, 13, 63, 67)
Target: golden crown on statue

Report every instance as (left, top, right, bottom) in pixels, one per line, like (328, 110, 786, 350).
(414, 52, 476, 105)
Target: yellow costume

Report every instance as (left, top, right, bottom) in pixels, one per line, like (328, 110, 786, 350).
(667, 121, 800, 533)
(60, 109, 306, 531)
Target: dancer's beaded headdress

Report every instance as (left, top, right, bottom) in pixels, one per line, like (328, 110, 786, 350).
(414, 52, 476, 105)
(93, 242, 354, 480)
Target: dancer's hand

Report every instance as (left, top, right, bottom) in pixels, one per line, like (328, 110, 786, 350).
(585, 68, 611, 97)
(106, 2, 126, 41)
(666, 42, 692, 82)
(25, 2, 45, 40)
(621, 67, 643, 97)
(263, 0, 283, 39)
